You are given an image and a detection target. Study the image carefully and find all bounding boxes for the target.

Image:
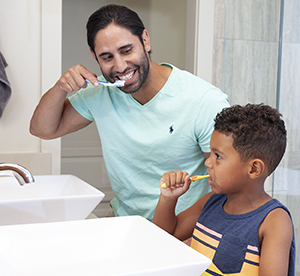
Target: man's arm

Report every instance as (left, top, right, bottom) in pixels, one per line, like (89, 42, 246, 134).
(30, 65, 99, 139)
(203, 152, 210, 160)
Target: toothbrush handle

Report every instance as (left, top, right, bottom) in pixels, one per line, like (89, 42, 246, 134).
(190, 175, 210, 181)
(161, 174, 210, 188)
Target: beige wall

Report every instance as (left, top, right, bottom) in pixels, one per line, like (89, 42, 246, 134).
(0, 0, 61, 174)
(0, 0, 42, 153)
(61, 0, 187, 74)
(60, 0, 190, 217)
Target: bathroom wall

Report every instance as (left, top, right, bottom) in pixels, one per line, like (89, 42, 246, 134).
(0, 0, 61, 175)
(274, 0, 300, 274)
(212, 0, 282, 194)
(60, 0, 188, 217)
(0, 0, 41, 153)
(213, 0, 300, 274)
(213, 0, 281, 106)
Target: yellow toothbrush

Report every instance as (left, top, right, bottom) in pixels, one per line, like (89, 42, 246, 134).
(161, 174, 210, 188)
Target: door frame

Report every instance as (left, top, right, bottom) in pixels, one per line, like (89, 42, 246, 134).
(186, 0, 215, 83)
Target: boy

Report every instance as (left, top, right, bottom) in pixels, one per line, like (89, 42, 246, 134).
(153, 104, 295, 276)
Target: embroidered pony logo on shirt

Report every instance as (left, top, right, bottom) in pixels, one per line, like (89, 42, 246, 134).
(169, 125, 174, 134)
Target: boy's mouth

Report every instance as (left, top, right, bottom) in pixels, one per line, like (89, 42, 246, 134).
(208, 176, 214, 185)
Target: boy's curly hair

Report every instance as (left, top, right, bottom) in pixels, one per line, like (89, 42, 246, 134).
(214, 103, 287, 175)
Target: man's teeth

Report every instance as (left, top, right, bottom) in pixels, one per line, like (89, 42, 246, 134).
(119, 71, 134, 81)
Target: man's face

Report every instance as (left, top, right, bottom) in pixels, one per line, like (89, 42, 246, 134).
(92, 24, 151, 94)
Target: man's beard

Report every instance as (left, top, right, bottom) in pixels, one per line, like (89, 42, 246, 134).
(102, 49, 150, 94)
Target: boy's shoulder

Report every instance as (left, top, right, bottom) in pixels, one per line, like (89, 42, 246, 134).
(258, 203, 294, 275)
(259, 204, 293, 236)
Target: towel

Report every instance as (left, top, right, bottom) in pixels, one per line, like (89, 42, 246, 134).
(0, 51, 11, 118)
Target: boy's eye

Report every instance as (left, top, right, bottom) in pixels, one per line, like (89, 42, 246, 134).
(215, 153, 221, 160)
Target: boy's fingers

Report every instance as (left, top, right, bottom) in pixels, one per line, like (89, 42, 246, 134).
(175, 171, 184, 186)
(160, 171, 190, 189)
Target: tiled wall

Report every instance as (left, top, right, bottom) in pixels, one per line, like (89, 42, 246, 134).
(213, 0, 300, 274)
(276, 1, 300, 274)
(279, 0, 300, 163)
(213, 0, 281, 107)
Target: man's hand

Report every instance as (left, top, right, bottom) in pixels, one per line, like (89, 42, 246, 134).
(57, 64, 99, 93)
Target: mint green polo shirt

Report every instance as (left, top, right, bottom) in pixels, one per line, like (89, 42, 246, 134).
(69, 64, 229, 221)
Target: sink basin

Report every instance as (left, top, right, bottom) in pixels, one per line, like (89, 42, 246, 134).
(0, 174, 104, 226)
(0, 216, 211, 276)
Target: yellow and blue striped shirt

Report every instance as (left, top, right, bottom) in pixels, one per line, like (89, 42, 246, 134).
(191, 194, 295, 276)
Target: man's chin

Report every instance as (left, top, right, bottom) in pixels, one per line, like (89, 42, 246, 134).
(118, 83, 141, 94)
(118, 88, 134, 94)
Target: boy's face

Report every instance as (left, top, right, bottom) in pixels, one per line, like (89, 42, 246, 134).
(92, 24, 151, 94)
(205, 130, 250, 194)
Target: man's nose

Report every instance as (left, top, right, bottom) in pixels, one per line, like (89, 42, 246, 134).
(113, 55, 127, 73)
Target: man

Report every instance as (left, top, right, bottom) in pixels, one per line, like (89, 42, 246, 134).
(30, 4, 229, 221)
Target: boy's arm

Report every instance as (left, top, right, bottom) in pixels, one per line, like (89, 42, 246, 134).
(153, 170, 212, 241)
(153, 194, 178, 235)
(153, 171, 191, 236)
(174, 192, 212, 241)
(259, 207, 293, 276)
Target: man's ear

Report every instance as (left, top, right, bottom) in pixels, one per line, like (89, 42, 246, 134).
(142, 29, 151, 53)
(248, 159, 265, 179)
(90, 48, 99, 63)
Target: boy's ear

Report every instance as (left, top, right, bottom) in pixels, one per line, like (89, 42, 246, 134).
(248, 159, 265, 179)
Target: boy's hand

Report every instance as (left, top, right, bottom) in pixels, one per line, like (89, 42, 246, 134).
(160, 170, 191, 199)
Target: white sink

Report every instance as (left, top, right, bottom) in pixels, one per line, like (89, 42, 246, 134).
(0, 216, 211, 276)
(0, 174, 104, 226)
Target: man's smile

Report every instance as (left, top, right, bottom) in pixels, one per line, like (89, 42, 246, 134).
(117, 70, 135, 82)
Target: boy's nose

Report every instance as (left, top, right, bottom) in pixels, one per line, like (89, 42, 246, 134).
(205, 155, 212, 168)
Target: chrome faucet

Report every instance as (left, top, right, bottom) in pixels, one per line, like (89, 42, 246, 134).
(0, 163, 35, 186)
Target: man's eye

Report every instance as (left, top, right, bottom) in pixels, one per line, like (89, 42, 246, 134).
(102, 55, 113, 61)
(215, 153, 221, 160)
(122, 48, 132, 55)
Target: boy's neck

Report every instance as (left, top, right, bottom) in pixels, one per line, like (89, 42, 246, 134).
(223, 191, 272, 215)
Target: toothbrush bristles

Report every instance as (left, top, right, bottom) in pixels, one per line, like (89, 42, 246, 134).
(115, 80, 125, 87)
(85, 79, 125, 87)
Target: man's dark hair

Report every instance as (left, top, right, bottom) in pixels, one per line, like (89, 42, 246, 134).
(214, 103, 287, 175)
(86, 4, 146, 54)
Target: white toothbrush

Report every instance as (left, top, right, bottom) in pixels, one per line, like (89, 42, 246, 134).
(85, 79, 125, 87)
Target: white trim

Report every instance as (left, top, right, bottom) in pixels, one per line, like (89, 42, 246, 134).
(195, 0, 215, 83)
(185, 0, 199, 74)
(41, 0, 62, 174)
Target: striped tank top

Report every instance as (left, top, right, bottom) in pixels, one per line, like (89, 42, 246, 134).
(191, 193, 295, 276)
